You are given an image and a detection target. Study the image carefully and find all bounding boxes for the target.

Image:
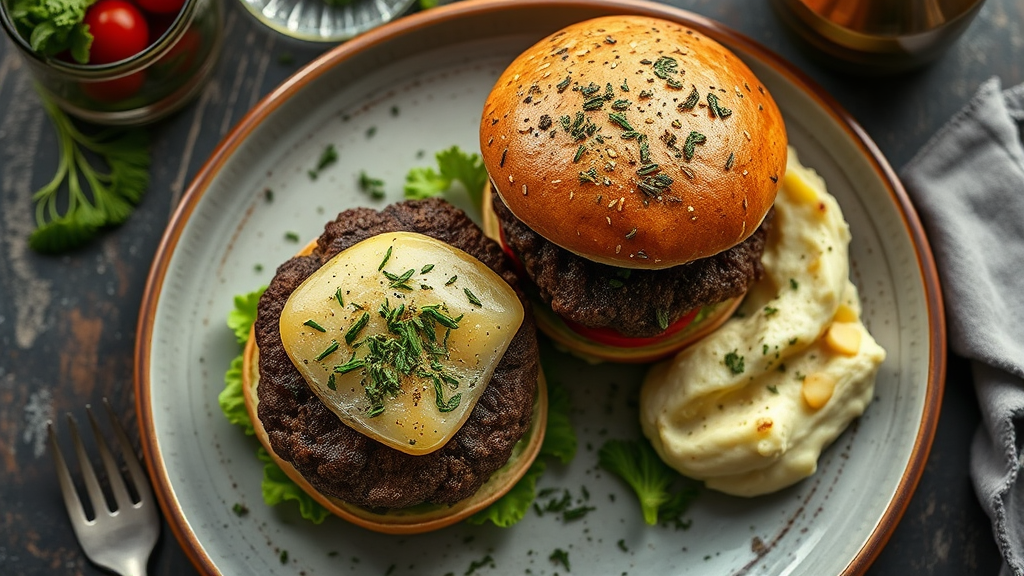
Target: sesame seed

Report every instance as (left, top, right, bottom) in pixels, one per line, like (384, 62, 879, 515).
(606, 216, 612, 225)
(618, 197, 625, 211)
(742, 170, 748, 176)
(569, 191, 575, 200)
(607, 149, 618, 158)
(551, 179, 562, 184)
(608, 198, 618, 208)
(522, 184, 528, 196)
(508, 175, 514, 183)
(687, 205, 694, 212)
(743, 130, 751, 141)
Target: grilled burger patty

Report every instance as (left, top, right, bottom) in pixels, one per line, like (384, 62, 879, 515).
(493, 191, 774, 338)
(255, 199, 540, 509)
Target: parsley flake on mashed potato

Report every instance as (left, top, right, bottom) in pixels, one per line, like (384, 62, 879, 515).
(640, 148, 886, 497)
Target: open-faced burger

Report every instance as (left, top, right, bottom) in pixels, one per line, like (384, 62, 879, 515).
(242, 198, 547, 534)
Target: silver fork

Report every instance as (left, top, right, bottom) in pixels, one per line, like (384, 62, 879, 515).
(48, 399, 160, 576)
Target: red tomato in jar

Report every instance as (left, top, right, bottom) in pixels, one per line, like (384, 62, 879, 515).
(81, 71, 146, 102)
(159, 28, 201, 75)
(83, 0, 150, 64)
(136, 0, 186, 15)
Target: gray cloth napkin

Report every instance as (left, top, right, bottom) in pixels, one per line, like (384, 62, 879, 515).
(901, 76, 1024, 576)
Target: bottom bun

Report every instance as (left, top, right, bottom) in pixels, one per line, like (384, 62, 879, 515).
(482, 187, 739, 364)
(243, 332, 548, 534)
(533, 298, 740, 364)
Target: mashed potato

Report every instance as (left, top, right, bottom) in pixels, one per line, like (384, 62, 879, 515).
(639, 148, 886, 497)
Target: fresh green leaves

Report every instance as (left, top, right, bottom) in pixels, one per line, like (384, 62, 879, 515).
(219, 355, 255, 436)
(227, 288, 265, 344)
(219, 286, 329, 524)
(403, 146, 487, 211)
(258, 447, 331, 524)
(598, 438, 698, 526)
(28, 92, 150, 253)
(10, 0, 94, 63)
(467, 379, 577, 528)
(219, 286, 265, 435)
(466, 459, 546, 528)
(541, 381, 576, 465)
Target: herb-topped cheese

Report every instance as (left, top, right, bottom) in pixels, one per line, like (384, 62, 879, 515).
(279, 232, 524, 456)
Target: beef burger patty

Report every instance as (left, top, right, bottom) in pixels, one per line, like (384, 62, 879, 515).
(255, 199, 540, 509)
(493, 191, 773, 338)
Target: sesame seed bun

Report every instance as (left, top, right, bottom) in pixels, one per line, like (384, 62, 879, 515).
(480, 15, 787, 269)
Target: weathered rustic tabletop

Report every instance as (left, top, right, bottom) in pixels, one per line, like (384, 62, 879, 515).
(1, 0, 1020, 574)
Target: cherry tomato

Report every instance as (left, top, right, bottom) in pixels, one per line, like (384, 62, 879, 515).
(159, 28, 201, 75)
(136, 0, 186, 15)
(83, 0, 150, 65)
(81, 71, 146, 102)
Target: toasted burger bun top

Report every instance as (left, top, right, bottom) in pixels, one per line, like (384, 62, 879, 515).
(480, 15, 787, 269)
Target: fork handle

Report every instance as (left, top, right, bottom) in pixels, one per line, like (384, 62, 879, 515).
(119, 557, 149, 576)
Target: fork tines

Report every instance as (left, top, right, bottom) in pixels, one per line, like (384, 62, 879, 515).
(48, 399, 159, 576)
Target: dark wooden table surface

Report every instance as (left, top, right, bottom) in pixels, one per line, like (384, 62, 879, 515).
(1, 0, 1020, 574)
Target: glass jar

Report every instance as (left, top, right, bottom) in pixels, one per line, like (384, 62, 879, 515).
(0, 0, 223, 124)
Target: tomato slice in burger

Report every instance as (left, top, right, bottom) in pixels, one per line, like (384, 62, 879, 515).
(561, 308, 699, 349)
(497, 225, 527, 277)
(497, 225, 699, 349)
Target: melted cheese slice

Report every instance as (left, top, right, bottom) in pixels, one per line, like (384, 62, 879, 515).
(279, 232, 524, 455)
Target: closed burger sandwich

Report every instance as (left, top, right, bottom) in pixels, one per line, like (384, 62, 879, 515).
(479, 15, 787, 363)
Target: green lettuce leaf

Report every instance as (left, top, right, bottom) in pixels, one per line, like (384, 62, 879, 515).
(466, 459, 546, 527)
(403, 146, 488, 211)
(539, 381, 576, 464)
(403, 166, 449, 200)
(11, 0, 95, 63)
(220, 285, 329, 524)
(227, 287, 264, 344)
(218, 355, 254, 436)
(598, 438, 698, 526)
(468, 379, 576, 528)
(435, 146, 487, 210)
(258, 447, 331, 524)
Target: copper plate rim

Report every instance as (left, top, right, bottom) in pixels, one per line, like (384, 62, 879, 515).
(134, 1, 946, 574)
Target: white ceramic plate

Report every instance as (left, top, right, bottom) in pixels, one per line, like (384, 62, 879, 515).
(137, 1, 944, 575)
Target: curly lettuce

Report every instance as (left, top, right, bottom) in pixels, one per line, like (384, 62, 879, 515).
(598, 438, 699, 527)
(467, 380, 577, 527)
(219, 286, 329, 524)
